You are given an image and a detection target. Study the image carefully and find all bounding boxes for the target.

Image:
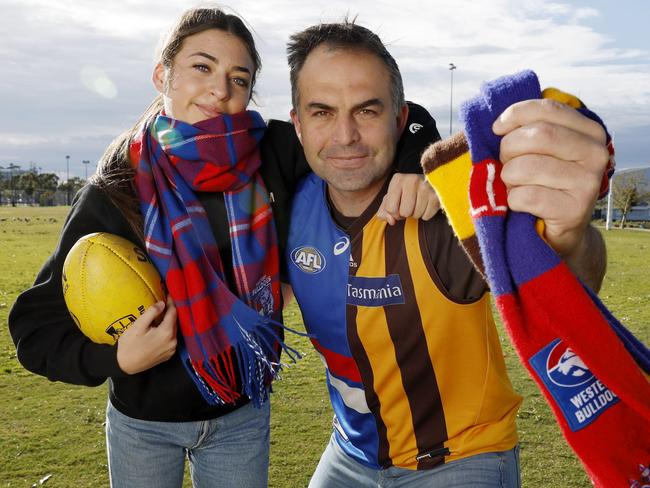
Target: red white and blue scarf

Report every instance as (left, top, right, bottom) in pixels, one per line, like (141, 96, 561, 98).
(132, 111, 293, 407)
(423, 71, 649, 487)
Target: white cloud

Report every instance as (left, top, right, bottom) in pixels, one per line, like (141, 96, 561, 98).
(0, 134, 53, 146)
(1, 0, 648, 172)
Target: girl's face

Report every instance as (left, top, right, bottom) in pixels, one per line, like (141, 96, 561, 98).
(153, 29, 254, 124)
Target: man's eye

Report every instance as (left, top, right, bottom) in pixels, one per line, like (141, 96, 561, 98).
(313, 111, 329, 118)
(193, 64, 210, 73)
(358, 108, 377, 117)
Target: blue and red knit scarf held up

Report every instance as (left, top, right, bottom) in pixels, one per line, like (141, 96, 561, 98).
(132, 111, 298, 407)
(422, 70, 649, 488)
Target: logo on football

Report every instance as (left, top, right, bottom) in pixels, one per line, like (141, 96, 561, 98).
(62, 233, 165, 344)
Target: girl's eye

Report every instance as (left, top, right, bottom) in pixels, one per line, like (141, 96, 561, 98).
(193, 64, 210, 73)
(232, 77, 250, 88)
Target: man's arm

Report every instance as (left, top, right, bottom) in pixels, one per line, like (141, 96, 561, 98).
(394, 101, 442, 173)
(562, 225, 606, 292)
(377, 101, 443, 224)
(493, 98, 610, 291)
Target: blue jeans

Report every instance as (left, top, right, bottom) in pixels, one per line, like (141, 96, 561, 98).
(105, 400, 270, 488)
(309, 434, 521, 488)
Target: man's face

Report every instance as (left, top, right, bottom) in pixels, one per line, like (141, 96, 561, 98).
(291, 46, 408, 207)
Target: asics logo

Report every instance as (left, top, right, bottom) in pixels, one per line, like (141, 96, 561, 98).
(333, 237, 350, 256)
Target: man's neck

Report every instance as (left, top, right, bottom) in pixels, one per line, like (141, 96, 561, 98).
(326, 176, 388, 218)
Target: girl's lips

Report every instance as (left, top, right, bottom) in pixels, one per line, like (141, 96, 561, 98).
(195, 104, 222, 118)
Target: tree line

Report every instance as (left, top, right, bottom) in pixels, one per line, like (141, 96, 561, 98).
(0, 172, 86, 206)
(1, 169, 648, 228)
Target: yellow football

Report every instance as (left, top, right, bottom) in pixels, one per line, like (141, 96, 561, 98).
(62, 232, 165, 345)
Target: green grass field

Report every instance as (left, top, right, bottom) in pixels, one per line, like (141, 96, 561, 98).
(1, 206, 648, 487)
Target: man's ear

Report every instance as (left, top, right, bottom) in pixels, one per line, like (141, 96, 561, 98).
(152, 63, 166, 94)
(290, 108, 302, 144)
(396, 103, 409, 135)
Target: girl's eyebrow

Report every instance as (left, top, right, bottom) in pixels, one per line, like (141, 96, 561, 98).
(188, 52, 251, 75)
(189, 51, 217, 62)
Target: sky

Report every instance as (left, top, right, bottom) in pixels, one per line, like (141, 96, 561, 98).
(1, 0, 649, 180)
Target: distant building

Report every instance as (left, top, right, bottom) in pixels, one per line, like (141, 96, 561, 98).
(0, 165, 29, 181)
(611, 206, 650, 221)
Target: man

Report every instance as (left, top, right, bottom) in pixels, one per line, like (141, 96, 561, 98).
(285, 21, 608, 487)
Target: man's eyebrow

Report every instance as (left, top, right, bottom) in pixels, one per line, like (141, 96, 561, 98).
(306, 102, 335, 112)
(305, 99, 384, 112)
(352, 98, 384, 112)
(188, 52, 251, 74)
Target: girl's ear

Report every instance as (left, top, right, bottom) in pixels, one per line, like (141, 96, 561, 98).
(152, 63, 166, 94)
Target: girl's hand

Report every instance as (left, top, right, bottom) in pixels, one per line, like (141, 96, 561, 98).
(116, 297, 178, 375)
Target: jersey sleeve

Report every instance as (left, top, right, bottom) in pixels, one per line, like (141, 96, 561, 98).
(395, 101, 442, 174)
(8, 185, 133, 386)
(261, 119, 310, 190)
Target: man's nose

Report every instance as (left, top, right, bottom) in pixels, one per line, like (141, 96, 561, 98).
(332, 114, 360, 145)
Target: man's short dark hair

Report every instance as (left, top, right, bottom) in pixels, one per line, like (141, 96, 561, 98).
(287, 20, 405, 113)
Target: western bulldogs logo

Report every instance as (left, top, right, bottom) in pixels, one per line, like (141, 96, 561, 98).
(530, 338, 618, 432)
(251, 275, 274, 315)
(291, 246, 326, 274)
(547, 344, 593, 387)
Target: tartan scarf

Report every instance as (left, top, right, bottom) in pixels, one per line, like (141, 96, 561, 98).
(132, 111, 289, 407)
(422, 70, 650, 487)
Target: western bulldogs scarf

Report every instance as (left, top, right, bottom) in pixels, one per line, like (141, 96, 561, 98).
(422, 70, 650, 487)
(133, 111, 293, 407)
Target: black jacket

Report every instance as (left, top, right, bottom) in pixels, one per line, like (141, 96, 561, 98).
(8, 110, 439, 421)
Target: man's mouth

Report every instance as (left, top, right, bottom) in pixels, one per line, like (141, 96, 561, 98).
(324, 151, 370, 169)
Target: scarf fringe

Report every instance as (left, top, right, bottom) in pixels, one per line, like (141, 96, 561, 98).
(182, 316, 310, 407)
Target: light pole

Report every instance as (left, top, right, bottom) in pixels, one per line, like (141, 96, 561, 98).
(606, 173, 614, 230)
(449, 63, 457, 136)
(8, 163, 20, 206)
(82, 160, 91, 180)
(0, 165, 4, 205)
(65, 154, 70, 205)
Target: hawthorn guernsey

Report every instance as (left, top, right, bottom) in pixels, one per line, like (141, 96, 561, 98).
(287, 173, 521, 470)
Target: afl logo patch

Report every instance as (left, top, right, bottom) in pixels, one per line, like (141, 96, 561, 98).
(291, 246, 326, 274)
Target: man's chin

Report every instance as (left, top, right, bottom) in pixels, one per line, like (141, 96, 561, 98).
(326, 171, 387, 195)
